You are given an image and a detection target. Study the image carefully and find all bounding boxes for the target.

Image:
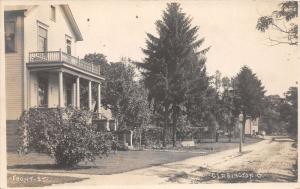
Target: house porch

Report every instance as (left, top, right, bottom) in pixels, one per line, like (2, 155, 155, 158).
(27, 50, 104, 112)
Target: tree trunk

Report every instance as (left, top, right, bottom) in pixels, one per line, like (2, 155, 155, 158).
(172, 112, 177, 147)
(172, 124, 176, 147)
(228, 124, 232, 143)
(163, 103, 169, 147)
(162, 126, 166, 147)
(139, 127, 142, 149)
(164, 62, 169, 148)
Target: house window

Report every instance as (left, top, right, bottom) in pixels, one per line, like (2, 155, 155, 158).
(37, 76, 48, 107)
(66, 37, 72, 55)
(38, 26, 47, 52)
(5, 21, 16, 53)
(50, 5, 56, 21)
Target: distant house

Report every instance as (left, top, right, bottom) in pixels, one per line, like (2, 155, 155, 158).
(244, 118, 259, 136)
(267, 95, 284, 106)
(4, 4, 112, 151)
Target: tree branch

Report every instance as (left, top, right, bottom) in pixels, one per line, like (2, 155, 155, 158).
(266, 36, 298, 46)
(271, 23, 290, 34)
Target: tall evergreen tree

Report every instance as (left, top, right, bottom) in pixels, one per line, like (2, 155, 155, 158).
(233, 66, 266, 141)
(139, 3, 209, 146)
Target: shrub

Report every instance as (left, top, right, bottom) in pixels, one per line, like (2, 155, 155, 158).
(110, 131, 130, 151)
(142, 127, 164, 148)
(18, 106, 112, 167)
(176, 126, 202, 141)
(115, 140, 129, 151)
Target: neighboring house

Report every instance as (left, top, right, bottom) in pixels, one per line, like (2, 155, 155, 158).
(244, 118, 259, 136)
(98, 107, 117, 131)
(232, 117, 259, 138)
(4, 4, 112, 151)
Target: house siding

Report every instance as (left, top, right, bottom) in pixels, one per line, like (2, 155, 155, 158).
(5, 14, 24, 120)
(6, 120, 19, 152)
(5, 5, 85, 152)
(24, 5, 78, 63)
(5, 5, 79, 119)
(24, 5, 78, 111)
(245, 118, 259, 135)
(29, 72, 38, 107)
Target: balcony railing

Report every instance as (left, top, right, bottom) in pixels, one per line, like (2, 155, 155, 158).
(28, 51, 101, 76)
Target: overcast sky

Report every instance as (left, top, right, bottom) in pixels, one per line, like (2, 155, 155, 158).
(70, 0, 299, 96)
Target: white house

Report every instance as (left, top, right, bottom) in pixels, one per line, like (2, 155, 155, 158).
(244, 118, 259, 136)
(4, 4, 107, 151)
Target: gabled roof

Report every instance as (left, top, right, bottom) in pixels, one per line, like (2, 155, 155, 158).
(4, 5, 36, 12)
(4, 4, 83, 41)
(60, 5, 83, 41)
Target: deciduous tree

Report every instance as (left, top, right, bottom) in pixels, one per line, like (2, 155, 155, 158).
(256, 1, 298, 45)
(279, 87, 298, 138)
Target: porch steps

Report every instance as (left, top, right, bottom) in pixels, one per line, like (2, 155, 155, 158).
(6, 120, 18, 152)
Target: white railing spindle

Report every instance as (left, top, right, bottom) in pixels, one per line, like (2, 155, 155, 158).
(29, 51, 101, 76)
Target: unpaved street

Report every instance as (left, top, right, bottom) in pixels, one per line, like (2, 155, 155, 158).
(13, 136, 297, 187)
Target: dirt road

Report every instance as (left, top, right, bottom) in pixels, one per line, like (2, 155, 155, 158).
(13, 136, 297, 187)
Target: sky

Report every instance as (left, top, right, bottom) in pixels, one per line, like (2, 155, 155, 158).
(69, 0, 299, 96)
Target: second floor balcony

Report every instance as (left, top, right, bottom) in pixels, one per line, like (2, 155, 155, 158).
(28, 51, 101, 76)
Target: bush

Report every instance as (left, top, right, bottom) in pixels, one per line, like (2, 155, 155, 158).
(115, 141, 129, 151)
(18, 107, 112, 167)
(142, 127, 164, 148)
(176, 126, 202, 141)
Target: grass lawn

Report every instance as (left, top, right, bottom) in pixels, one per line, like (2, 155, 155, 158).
(7, 137, 262, 176)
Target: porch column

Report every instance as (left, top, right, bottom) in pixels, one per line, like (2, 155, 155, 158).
(97, 83, 101, 113)
(129, 130, 133, 146)
(114, 120, 117, 131)
(106, 120, 110, 131)
(76, 77, 80, 108)
(72, 83, 76, 107)
(58, 71, 64, 107)
(88, 81, 92, 111)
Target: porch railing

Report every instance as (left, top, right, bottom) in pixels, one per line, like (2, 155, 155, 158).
(28, 51, 101, 76)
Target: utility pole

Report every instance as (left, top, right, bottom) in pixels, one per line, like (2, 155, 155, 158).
(239, 112, 244, 153)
